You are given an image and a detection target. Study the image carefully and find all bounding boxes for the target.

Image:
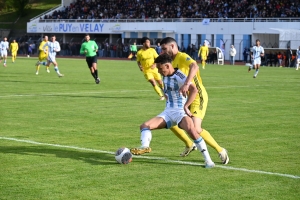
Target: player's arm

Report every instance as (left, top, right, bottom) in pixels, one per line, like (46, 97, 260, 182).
(42, 42, 48, 51)
(94, 41, 98, 52)
(151, 50, 158, 69)
(198, 48, 201, 57)
(9, 43, 12, 51)
(79, 43, 86, 54)
(180, 61, 199, 97)
(260, 48, 265, 57)
(55, 42, 61, 52)
(137, 61, 143, 71)
(184, 82, 198, 117)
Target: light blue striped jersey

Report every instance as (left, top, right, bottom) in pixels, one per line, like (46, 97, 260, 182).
(163, 69, 187, 109)
(252, 45, 264, 60)
(43, 41, 61, 57)
(297, 49, 300, 59)
(0, 41, 9, 52)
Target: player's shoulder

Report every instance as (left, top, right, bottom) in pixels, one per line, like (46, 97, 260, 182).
(174, 69, 187, 79)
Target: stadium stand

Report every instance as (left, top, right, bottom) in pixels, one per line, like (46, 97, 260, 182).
(41, 0, 300, 20)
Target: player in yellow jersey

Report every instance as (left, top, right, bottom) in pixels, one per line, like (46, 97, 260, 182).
(9, 39, 18, 63)
(198, 42, 209, 69)
(35, 35, 50, 75)
(160, 37, 229, 164)
(136, 37, 165, 100)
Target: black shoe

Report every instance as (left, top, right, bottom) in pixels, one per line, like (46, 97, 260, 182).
(95, 78, 100, 84)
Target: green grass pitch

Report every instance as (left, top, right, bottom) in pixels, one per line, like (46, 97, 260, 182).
(0, 56, 299, 199)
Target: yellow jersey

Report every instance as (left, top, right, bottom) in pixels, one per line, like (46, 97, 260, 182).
(198, 45, 209, 56)
(39, 41, 48, 52)
(10, 42, 18, 52)
(136, 48, 159, 71)
(172, 52, 203, 105)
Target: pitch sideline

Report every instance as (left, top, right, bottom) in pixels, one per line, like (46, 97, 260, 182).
(0, 136, 299, 179)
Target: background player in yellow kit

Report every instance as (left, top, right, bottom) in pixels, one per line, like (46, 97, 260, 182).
(9, 39, 18, 63)
(136, 37, 165, 100)
(160, 37, 229, 164)
(35, 35, 50, 75)
(198, 42, 209, 69)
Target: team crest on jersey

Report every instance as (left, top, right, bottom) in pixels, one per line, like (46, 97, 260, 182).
(186, 57, 191, 61)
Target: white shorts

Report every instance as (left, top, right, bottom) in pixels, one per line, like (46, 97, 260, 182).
(157, 108, 187, 129)
(253, 58, 261, 65)
(48, 55, 56, 63)
(1, 51, 7, 57)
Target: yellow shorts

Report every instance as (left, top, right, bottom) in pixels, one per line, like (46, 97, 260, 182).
(39, 52, 48, 62)
(11, 52, 17, 57)
(144, 68, 162, 81)
(189, 84, 208, 119)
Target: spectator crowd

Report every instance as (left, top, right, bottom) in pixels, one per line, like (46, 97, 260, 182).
(42, 0, 300, 21)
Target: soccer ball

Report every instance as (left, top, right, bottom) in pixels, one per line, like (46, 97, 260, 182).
(115, 147, 132, 164)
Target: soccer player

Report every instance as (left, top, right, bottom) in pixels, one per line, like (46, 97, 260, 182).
(80, 34, 100, 84)
(247, 39, 264, 78)
(9, 39, 18, 63)
(130, 42, 137, 61)
(131, 54, 215, 168)
(161, 37, 229, 164)
(43, 35, 64, 77)
(296, 46, 300, 70)
(0, 37, 9, 67)
(136, 37, 164, 100)
(36, 35, 50, 75)
(198, 42, 209, 69)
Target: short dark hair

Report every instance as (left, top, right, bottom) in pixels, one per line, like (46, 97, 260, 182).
(43, 35, 48, 38)
(256, 39, 260, 42)
(141, 37, 150, 44)
(154, 53, 173, 64)
(85, 34, 90, 37)
(160, 37, 177, 45)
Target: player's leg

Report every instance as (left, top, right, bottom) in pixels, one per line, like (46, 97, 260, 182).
(12, 52, 16, 63)
(131, 116, 167, 155)
(296, 59, 300, 70)
(51, 58, 63, 77)
(178, 116, 214, 168)
(91, 56, 100, 84)
(169, 125, 196, 157)
(201, 55, 206, 69)
(254, 62, 260, 78)
(190, 85, 229, 164)
(3, 53, 7, 66)
(145, 72, 164, 100)
(153, 70, 165, 100)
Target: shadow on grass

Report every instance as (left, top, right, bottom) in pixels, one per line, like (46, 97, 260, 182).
(0, 146, 118, 165)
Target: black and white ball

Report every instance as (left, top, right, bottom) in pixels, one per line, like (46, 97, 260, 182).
(115, 147, 132, 164)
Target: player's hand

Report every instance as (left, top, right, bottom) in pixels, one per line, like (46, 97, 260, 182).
(184, 106, 192, 117)
(150, 64, 156, 69)
(179, 84, 189, 97)
(139, 67, 143, 71)
(84, 50, 87, 54)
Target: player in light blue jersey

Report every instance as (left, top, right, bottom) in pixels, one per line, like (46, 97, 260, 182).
(131, 54, 215, 168)
(246, 39, 264, 78)
(0, 37, 9, 67)
(296, 46, 300, 70)
(43, 35, 64, 77)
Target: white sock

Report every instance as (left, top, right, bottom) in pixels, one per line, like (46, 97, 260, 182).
(54, 66, 60, 74)
(194, 137, 213, 163)
(140, 128, 152, 147)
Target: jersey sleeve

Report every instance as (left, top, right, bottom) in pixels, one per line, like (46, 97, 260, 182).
(180, 53, 195, 66)
(55, 42, 61, 52)
(136, 51, 141, 62)
(152, 48, 159, 59)
(79, 43, 86, 54)
(261, 47, 264, 54)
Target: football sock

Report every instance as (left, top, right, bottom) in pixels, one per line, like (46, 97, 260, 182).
(194, 137, 213, 163)
(201, 129, 223, 153)
(36, 65, 40, 72)
(140, 128, 152, 147)
(170, 126, 194, 148)
(153, 85, 163, 97)
(4, 59, 6, 64)
(254, 69, 259, 76)
(94, 69, 98, 79)
(202, 60, 205, 69)
(91, 72, 96, 79)
(54, 66, 60, 74)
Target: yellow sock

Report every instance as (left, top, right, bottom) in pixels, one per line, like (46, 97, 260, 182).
(201, 129, 223, 153)
(36, 65, 40, 71)
(153, 85, 163, 97)
(170, 126, 193, 147)
(46, 66, 49, 70)
(202, 60, 206, 68)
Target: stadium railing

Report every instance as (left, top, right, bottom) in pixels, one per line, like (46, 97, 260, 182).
(37, 18, 300, 23)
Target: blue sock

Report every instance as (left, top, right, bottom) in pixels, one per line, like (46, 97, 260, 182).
(194, 137, 203, 144)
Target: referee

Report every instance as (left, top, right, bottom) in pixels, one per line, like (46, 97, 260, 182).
(80, 34, 100, 84)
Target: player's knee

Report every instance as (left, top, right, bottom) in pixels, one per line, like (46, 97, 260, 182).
(140, 123, 149, 130)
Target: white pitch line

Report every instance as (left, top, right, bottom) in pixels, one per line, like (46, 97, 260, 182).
(1, 136, 299, 179)
(0, 85, 269, 98)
